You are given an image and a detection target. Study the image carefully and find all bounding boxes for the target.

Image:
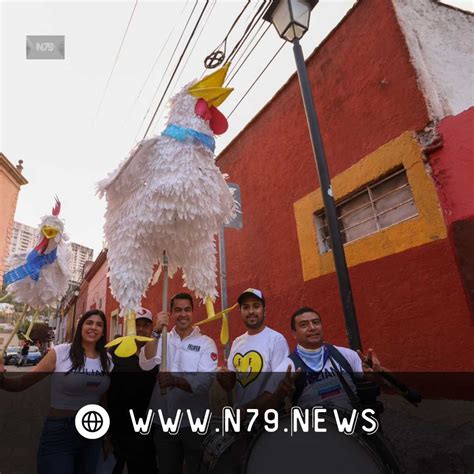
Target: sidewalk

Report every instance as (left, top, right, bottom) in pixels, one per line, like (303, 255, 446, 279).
(0, 367, 49, 474)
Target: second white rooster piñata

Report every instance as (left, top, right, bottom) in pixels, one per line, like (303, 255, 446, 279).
(4, 199, 71, 309)
(98, 65, 236, 320)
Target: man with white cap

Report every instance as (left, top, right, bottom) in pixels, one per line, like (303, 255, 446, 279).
(108, 307, 159, 474)
(217, 288, 289, 409)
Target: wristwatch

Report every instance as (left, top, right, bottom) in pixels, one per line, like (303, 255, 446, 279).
(152, 330, 161, 339)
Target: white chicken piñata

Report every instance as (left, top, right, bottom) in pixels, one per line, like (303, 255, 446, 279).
(98, 65, 237, 355)
(4, 199, 71, 341)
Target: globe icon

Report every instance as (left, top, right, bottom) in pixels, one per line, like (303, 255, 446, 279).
(82, 411, 104, 433)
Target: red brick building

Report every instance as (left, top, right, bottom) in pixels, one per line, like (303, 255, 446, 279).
(74, 0, 473, 374)
(64, 250, 107, 341)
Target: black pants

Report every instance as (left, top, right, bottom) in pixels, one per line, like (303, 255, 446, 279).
(112, 429, 158, 474)
(154, 426, 202, 474)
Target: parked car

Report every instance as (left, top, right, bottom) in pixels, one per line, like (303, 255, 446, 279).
(4, 346, 21, 365)
(10, 345, 42, 366)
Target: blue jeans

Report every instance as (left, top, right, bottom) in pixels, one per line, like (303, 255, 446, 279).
(37, 417, 102, 474)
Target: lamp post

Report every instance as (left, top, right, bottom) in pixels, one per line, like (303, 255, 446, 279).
(264, 0, 362, 350)
(72, 289, 80, 335)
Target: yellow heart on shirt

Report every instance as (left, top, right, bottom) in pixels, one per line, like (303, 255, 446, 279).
(233, 351, 263, 387)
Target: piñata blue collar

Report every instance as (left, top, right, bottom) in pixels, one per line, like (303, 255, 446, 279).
(3, 248, 58, 286)
(162, 123, 215, 153)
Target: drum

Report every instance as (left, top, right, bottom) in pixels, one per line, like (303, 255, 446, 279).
(244, 413, 399, 474)
(199, 418, 254, 474)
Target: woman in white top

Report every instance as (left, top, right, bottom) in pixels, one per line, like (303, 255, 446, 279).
(0, 309, 113, 474)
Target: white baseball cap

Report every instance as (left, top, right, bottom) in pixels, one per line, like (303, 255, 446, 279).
(136, 307, 153, 322)
(237, 288, 265, 305)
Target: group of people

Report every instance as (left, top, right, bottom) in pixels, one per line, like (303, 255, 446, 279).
(0, 288, 382, 474)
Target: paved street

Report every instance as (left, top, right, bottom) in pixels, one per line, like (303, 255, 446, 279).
(3, 365, 32, 373)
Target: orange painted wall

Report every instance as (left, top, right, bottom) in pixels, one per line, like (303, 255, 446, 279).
(0, 159, 26, 282)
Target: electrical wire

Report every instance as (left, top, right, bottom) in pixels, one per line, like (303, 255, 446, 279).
(228, 42, 286, 119)
(198, 0, 260, 80)
(226, 23, 271, 85)
(96, 0, 139, 118)
(142, 0, 210, 140)
(221, 1, 251, 45)
(153, 0, 218, 131)
(228, 18, 266, 75)
(133, 1, 199, 141)
(203, 1, 251, 69)
(227, 0, 269, 63)
(126, 1, 190, 118)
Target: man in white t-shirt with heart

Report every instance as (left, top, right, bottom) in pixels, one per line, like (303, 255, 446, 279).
(217, 288, 289, 409)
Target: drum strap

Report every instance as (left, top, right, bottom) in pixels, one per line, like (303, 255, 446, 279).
(327, 355, 361, 410)
(288, 345, 361, 407)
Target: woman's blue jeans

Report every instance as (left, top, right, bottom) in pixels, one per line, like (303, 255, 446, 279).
(37, 417, 102, 474)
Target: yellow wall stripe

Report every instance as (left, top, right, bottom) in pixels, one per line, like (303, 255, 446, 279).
(294, 132, 447, 281)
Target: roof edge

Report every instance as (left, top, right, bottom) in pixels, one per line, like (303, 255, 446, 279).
(434, 0, 474, 16)
(83, 248, 107, 282)
(0, 153, 28, 185)
(217, 0, 362, 161)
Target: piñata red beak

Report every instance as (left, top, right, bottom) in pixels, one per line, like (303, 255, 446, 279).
(195, 98, 229, 135)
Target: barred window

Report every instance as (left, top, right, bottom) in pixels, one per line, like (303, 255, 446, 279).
(315, 168, 418, 253)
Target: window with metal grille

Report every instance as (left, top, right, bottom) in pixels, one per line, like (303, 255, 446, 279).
(315, 168, 418, 253)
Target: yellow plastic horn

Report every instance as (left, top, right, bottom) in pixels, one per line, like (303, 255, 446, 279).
(105, 310, 153, 358)
(205, 297, 216, 318)
(195, 303, 238, 345)
(204, 297, 229, 343)
(220, 313, 229, 346)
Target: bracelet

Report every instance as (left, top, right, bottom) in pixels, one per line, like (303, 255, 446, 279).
(152, 331, 161, 339)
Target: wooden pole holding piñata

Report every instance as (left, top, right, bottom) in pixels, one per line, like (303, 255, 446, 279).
(21, 309, 40, 343)
(161, 251, 169, 370)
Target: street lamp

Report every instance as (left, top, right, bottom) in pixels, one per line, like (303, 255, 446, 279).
(72, 289, 80, 335)
(264, 0, 362, 350)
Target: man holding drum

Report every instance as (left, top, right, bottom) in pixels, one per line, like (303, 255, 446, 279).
(266, 306, 381, 410)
